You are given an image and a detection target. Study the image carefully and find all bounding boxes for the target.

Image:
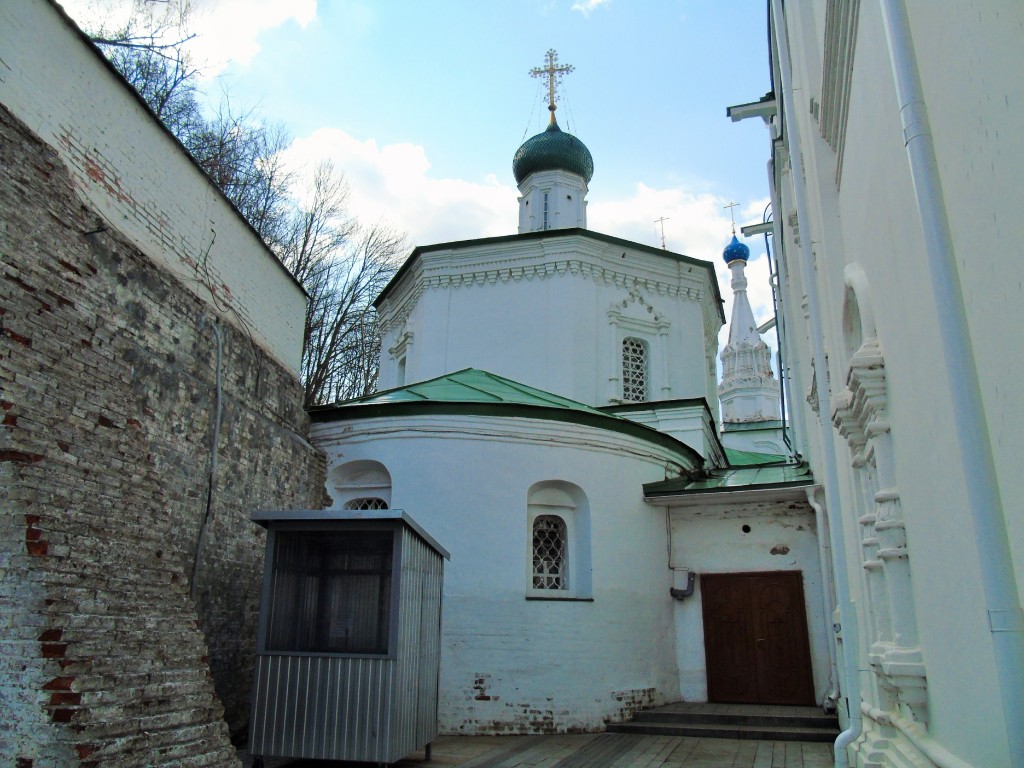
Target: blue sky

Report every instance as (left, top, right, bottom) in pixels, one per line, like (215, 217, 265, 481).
(61, 0, 779, 341)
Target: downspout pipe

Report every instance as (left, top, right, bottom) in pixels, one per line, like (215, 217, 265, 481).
(767, 158, 806, 458)
(806, 486, 840, 712)
(877, 1, 1024, 763)
(191, 318, 224, 601)
(759, 208, 795, 456)
(768, 1, 863, 764)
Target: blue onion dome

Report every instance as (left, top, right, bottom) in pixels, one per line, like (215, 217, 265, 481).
(723, 235, 750, 263)
(512, 121, 594, 184)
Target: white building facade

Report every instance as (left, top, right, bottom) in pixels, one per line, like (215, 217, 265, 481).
(733, 2, 1024, 766)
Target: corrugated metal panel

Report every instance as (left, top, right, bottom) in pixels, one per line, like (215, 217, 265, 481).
(249, 518, 446, 764)
(394, 526, 444, 751)
(416, 530, 444, 746)
(250, 654, 397, 762)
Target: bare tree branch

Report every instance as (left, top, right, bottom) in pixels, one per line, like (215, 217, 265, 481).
(279, 164, 404, 405)
(75, 0, 405, 405)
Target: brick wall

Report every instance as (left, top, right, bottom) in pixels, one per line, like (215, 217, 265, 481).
(0, 103, 326, 766)
(0, 0, 308, 375)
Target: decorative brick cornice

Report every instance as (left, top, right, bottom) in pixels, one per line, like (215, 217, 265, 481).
(380, 254, 711, 336)
(422, 259, 703, 298)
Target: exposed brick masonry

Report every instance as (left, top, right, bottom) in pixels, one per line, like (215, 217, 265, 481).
(0, 103, 326, 766)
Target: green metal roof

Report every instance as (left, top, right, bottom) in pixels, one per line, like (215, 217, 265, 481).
(643, 462, 813, 497)
(724, 447, 790, 466)
(602, 397, 714, 419)
(308, 368, 704, 468)
(721, 419, 785, 432)
(336, 368, 613, 412)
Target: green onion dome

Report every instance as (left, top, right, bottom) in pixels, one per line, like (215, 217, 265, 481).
(513, 121, 594, 185)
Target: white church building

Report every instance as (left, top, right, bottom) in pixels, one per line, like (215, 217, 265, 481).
(309, 64, 835, 735)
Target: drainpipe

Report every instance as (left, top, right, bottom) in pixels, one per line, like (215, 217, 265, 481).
(877, 1, 1024, 763)
(767, 159, 807, 459)
(768, 1, 862, 764)
(806, 486, 840, 712)
(190, 318, 224, 601)
(757, 205, 795, 457)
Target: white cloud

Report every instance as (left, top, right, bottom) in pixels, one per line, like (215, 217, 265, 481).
(279, 129, 779, 366)
(280, 128, 518, 246)
(57, 0, 317, 77)
(588, 182, 730, 258)
(571, 0, 611, 17)
(187, 0, 317, 75)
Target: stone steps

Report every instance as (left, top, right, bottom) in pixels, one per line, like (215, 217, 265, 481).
(605, 703, 839, 743)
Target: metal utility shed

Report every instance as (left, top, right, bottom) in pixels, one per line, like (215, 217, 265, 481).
(248, 509, 449, 766)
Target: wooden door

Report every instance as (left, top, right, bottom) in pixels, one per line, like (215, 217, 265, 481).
(701, 571, 814, 705)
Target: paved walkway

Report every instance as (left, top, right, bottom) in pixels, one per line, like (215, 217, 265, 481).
(241, 732, 834, 768)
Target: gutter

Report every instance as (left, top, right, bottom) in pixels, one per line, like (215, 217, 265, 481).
(877, 1, 1024, 763)
(768, 1, 863, 764)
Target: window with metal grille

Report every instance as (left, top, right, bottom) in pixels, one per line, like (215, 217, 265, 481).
(622, 337, 649, 401)
(344, 497, 389, 511)
(264, 529, 394, 655)
(532, 515, 568, 590)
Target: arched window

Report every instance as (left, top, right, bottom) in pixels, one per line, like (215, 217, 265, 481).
(329, 460, 392, 510)
(622, 337, 649, 401)
(526, 482, 592, 599)
(532, 515, 568, 589)
(343, 497, 389, 511)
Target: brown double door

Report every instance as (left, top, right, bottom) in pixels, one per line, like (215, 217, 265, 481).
(701, 571, 815, 705)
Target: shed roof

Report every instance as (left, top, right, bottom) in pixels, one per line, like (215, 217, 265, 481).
(643, 461, 813, 504)
(723, 447, 790, 466)
(251, 509, 450, 559)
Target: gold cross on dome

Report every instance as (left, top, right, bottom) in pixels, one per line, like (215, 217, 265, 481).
(530, 49, 574, 124)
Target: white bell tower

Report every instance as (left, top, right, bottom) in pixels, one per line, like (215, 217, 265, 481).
(718, 233, 781, 424)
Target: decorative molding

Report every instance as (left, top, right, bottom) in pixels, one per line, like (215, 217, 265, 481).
(806, 363, 820, 414)
(832, 336, 928, 727)
(424, 259, 703, 299)
(820, 0, 861, 186)
(380, 255, 710, 336)
(788, 210, 801, 247)
(606, 289, 671, 404)
(607, 289, 671, 334)
(387, 329, 414, 360)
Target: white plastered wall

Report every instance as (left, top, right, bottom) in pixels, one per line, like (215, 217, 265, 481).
(517, 169, 588, 232)
(769, 1, 1024, 764)
(312, 413, 692, 734)
(376, 234, 721, 410)
(0, 0, 306, 373)
(665, 500, 830, 704)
